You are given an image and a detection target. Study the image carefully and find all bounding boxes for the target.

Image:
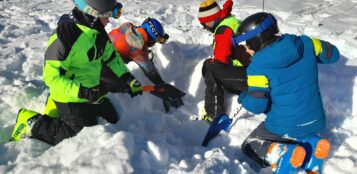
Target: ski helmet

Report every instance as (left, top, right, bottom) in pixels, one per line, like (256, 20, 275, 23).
(234, 12, 279, 52)
(141, 18, 169, 44)
(73, 0, 123, 19)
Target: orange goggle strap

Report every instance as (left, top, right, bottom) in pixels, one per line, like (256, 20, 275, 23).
(137, 27, 149, 43)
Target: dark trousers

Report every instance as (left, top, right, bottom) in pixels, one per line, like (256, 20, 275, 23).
(31, 98, 118, 145)
(241, 123, 298, 168)
(202, 59, 248, 117)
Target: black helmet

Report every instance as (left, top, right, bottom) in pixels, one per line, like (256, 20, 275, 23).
(234, 12, 279, 52)
(74, 0, 122, 19)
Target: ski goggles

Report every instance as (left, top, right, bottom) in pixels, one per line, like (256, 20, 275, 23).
(74, 0, 123, 19)
(232, 16, 274, 46)
(158, 33, 169, 44)
(101, 2, 123, 19)
(147, 33, 169, 46)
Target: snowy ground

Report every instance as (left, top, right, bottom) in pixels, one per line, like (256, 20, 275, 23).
(0, 0, 357, 173)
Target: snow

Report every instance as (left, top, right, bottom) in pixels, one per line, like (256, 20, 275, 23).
(0, 0, 357, 173)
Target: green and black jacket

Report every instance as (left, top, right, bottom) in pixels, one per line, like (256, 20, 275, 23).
(43, 9, 130, 103)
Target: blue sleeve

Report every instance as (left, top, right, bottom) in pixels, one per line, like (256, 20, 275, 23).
(241, 89, 270, 114)
(239, 64, 271, 114)
(311, 38, 340, 64)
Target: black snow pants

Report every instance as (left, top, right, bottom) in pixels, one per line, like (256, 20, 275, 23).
(241, 122, 299, 168)
(202, 59, 248, 118)
(31, 98, 118, 145)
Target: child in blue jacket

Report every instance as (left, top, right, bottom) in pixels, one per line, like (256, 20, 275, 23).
(233, 12, 340, 174)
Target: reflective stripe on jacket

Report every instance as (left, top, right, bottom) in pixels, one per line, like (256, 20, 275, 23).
(212, 16, 241, 64)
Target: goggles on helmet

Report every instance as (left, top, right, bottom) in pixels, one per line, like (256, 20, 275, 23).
(100, 3, 123, 19)
(74, 0, 123, 19)
(232, 17, 274, 47)
(144, 18, 169, 44)
(158, 33, 169, 44)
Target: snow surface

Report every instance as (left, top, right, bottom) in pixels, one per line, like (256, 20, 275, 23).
(0, 0, 357, 173)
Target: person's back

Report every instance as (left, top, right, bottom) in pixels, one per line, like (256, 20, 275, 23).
(248, 34, 338, 138)
(109, 22, 148, 63)
(235, 12, 339, 174)
(107, 18, 185, 112)
(197, 0, 250, 122)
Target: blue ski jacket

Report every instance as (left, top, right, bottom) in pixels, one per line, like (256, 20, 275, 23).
(239, 34, 340, 138)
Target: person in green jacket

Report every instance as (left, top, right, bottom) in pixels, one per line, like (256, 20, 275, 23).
(9, 0, 143, 145)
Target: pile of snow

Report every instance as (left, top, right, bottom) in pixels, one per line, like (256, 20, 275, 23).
(0, 0, 356, 173)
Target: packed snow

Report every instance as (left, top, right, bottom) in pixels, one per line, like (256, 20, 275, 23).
(0, 0, 357, 173)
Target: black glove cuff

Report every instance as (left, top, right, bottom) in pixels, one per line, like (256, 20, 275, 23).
(125, 74, 135, 86)
(78, 85, 90, 99)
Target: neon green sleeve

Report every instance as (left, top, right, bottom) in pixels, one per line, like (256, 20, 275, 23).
(42, 60, 82, 103)
(103, 42, 130, 78)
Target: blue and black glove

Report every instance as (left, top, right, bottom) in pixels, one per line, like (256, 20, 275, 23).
(78, 84, 108, 104)
(127, 79, 143, 98)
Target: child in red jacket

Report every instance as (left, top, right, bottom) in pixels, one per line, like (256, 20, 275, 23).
(198, 0, 250, 122)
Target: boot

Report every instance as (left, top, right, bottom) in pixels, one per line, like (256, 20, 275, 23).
(199, 114, 214, 123)
(196, 107, 214, 123)
(300, 136, 331, 174)
(9, 108, 41, 142)
(267, 143, 306, 174)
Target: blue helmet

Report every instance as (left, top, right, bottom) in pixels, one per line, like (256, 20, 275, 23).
(141, 18, 169, 44)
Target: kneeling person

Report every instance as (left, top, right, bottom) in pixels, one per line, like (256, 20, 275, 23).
(108, 18, 185, 112)
(10, 0, 143, 145)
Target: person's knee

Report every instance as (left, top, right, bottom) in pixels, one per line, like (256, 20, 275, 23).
(102, 107, 120, 124)
(107, 114, 119, 124)
(99, 99, 120, 124)
(202, 59, 215, 77)
(241, 138, 259, 159)
(99, 112, 119, 124)
(241, 138, 271, 168)
(241, 139, 251, 155)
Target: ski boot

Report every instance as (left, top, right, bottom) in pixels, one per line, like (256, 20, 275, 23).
(196, 106, 214, 123)
(9, 108, 41, 142)
(267, 143, 306, 174)
(300, 136, 331, 174)
(200, 114, 214, 123)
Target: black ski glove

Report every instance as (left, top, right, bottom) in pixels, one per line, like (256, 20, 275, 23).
(78, 84, 108, 104)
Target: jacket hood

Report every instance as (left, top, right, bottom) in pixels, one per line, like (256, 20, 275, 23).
(254, 34, 304, 68)
(57, 8, 105, 31)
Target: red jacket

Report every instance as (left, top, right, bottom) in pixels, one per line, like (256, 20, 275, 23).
(212, 0, 236, 64)
(213, 26, 234, 64)
(214, 26, 251, 66)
